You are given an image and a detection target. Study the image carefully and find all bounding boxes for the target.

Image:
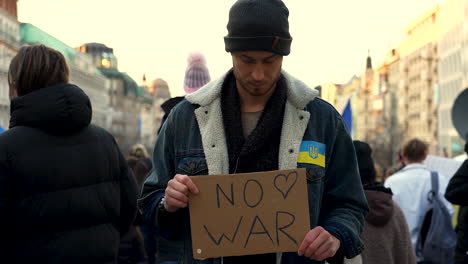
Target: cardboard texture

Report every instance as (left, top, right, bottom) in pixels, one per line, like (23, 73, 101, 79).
(189, 168, 310, 259)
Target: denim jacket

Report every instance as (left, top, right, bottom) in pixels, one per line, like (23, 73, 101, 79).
(139, 70, 368, 264)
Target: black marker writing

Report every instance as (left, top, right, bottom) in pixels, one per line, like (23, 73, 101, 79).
(244, 215, 274, 248)
(275, 211, 297, 245)
(204, 216, 243, 246)
(243, 179, 264, 208)
(216, 183, 234, 208)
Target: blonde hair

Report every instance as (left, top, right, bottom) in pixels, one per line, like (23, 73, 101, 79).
(130, 144, 149, 159)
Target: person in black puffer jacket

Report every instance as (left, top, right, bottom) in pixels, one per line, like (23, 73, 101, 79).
(117, 156, 148, 264)
(0, 44, 138, 264)
(445, 142, 468, 264)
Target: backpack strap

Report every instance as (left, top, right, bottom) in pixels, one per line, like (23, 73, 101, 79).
(430, 170, 439, 193)
(427, 171, 438, 203)
(417, 170, 439, 258)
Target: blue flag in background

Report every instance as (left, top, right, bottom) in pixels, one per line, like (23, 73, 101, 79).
(342, 98, 353, 137)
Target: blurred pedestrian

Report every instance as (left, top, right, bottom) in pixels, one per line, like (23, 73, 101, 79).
(445, 142, 468, 264)
(390, 150, 406, 175)
(127, 155, 139, 171)
(133, 157, 153, 190)
(117, 157, 149, 264)
(354, 141, 416, 264)
(132, 157, 159, 264)
(0, 44, 138, 263)
(130, 143, 150, 160)
(118, 225, 148, 264)
(384, 138, 453, 262)
(158, 52, 211, 134)
(384, 166, 400, 181)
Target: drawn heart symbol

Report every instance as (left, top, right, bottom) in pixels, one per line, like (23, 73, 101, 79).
(274, 171, 298, 200)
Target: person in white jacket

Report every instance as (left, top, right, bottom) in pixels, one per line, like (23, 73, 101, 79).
(384, 138, 454, 258)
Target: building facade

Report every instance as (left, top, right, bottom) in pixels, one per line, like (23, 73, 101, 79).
(319, 82, 338, 106)
(151, 78, 171, 135)
(437, 0, 467, 157)
(0, 0, 17, 17)
(0, 0, 18, 131)
(396, 6, 440, 154)
(398, 44, 439, 154)
(376, 49, 401, 167)
(78, 43, 155, 154)
(356, 52, 377, 143)
(20, 24, 112, 131)
(139, 81, 157, 153)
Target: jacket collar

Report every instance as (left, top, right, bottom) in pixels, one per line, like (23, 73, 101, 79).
(401, 163, 428, 171)
(186, 69, 319, 109)
(10, 83, 92, 135)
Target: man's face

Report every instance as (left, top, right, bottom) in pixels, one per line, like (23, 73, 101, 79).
(231, 51, 283, 97)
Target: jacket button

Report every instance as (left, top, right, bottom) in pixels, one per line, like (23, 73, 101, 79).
(205, 111, 208, 114)
(299, 116, 304, 120)
(289, 149, 294, 153)
(212, 144, 216, 148)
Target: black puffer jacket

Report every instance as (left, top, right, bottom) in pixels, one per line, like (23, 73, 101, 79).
(445, 160, 468, 264)
(0, 83, 138, 264)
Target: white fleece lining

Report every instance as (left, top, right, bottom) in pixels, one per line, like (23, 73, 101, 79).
(279, 102, 311, 170)
(193, 100, 229, 175)
(186, 70, 318, 174)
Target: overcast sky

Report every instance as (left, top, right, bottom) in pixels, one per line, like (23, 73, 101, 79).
(18, 0, 441, 96)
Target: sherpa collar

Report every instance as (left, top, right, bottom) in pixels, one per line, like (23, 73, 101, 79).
(186, 69, 319, 109)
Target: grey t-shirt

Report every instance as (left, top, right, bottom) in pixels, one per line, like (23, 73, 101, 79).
(241, 110, 263, 138)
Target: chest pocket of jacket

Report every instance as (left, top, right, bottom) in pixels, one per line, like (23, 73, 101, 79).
(298, 163, 325, 226)
(299, 163, 325, 183)
(176, 157, 208, 176)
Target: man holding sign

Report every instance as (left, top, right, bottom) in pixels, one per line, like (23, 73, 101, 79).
(139, 0, 368, 263)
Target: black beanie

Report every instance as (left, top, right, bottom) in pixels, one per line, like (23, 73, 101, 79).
(353, 140, 377, 185)
(224, 0, 292, 56)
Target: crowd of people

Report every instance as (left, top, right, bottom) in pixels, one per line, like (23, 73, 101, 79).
(0, 0, 467, 264)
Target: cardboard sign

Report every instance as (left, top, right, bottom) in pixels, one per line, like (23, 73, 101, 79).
(189, 168, 310, 259)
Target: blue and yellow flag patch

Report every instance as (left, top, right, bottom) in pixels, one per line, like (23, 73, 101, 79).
(297, 141, 326, 168)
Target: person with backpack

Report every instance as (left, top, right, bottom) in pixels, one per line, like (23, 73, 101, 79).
(445, 142, 468, 264)
(384, 139, 455, 263)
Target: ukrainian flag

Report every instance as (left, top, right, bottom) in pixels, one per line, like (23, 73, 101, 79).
(297, 141, 326, 168)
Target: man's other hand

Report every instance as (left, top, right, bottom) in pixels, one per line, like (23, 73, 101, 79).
(164, 174, 199, 212)
(298, 226, 341, 261)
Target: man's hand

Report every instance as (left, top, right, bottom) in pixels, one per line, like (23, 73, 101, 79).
(298, 226, 341, 261)
(164, 174, 199, 213)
